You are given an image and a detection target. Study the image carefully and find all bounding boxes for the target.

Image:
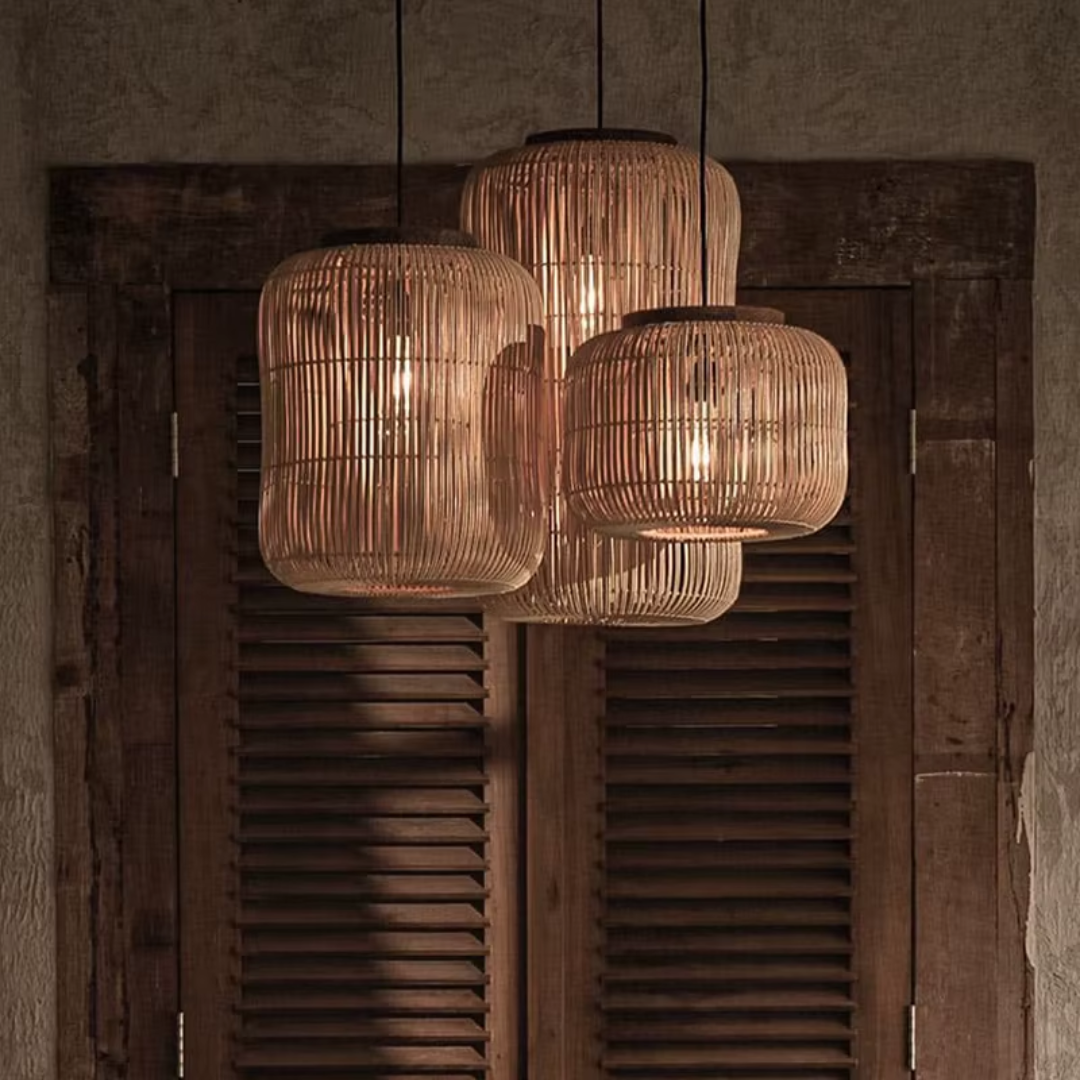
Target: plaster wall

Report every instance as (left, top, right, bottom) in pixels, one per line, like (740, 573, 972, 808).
(1, 1, 1077, 1077)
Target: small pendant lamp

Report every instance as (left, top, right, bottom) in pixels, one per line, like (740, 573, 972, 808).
(462, 129, 743, 625)
(257, 3, 547, 598)
(562, 304, 848, 542)
(561, 0, 848, 546)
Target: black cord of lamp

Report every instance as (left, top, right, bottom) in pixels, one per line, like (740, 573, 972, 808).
(596, 0, 604, 128)
(395, 0, 405, 227)
(699, 0, 710, 306)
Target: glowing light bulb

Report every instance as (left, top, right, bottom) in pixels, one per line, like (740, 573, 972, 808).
(689, 425, 711, 481)
(392, 335, 412, 412)
(578, 256, 599, 341)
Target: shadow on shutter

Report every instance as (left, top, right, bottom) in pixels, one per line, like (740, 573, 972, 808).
(179, 293, 516, 1080)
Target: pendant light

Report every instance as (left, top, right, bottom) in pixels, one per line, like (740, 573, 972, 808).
(562, 1, 848, 544)
(460, 0, 743, 625)
(563, 305, 848, 541)
(258, 1, 546, 598)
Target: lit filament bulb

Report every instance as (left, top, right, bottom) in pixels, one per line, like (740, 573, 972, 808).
(689, 421, 712, 481)
(578, 256, 599, 342)
(391, 335, 413, 415)
(686, 355, 716, 483)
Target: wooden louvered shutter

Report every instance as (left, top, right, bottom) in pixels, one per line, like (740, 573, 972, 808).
(529, 290, 913, 1080)
(177, 293, 521, 1080)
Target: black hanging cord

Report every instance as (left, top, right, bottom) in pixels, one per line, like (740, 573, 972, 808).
(395, 0, 405, 227)
(596, 0, 604, 127)
(699, 0, 709, 305)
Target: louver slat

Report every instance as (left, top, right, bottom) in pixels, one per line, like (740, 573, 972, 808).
(179, 294, 503, 1080)
(600, 516, 857, 1080)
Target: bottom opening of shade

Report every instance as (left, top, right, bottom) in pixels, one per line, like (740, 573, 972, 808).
(636, 524, 772, 541)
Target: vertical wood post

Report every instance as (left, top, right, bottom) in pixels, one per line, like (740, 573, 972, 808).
(526, 626, 604, 1080)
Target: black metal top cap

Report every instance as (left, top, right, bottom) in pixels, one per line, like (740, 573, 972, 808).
(622, 305, 787, 329)
(319, 227, 479, 249)
(525, 128, 678, 146)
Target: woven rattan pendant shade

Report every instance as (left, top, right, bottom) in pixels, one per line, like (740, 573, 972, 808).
(461, 129, 743, 624)
(563, 305, 849, 542)
(258, 229, 548, 597)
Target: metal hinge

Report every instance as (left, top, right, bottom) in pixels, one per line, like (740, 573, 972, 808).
(907, 1003, 917, 1073)
(176, 1010, 185, 1078)
(909, 409, 917, 476)
(171, 411, 180, 479)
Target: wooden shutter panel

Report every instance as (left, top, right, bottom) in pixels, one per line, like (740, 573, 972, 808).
(178, 293, 519, 1080)
(571, 290, 913, 1080)
(600, 518, 857, 1080)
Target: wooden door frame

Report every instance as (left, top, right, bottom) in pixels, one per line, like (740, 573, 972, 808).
(49, 160, 1034, 1080)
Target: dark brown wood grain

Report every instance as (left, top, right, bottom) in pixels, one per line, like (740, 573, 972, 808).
(175, 293, 250, 1078)
(50, 160, 1034, 289)
(912, 276, 1035, 1080)
(485, 617, 523, 1080)
(86, 286, 127, 1079)
(915, 774, 999, 1079)
(50, 286, 95, 1080)
(117, 287, 180, 1078)
(995, 280, 1035, 1080)
(526, 627, 604, 1080)
(51, 285, 180, 1080)
(914, 279, 998, 769)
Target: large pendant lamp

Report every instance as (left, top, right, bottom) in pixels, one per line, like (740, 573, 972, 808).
(257, 7, 546, 598)
(562, 2, 848, 546)
(461, 106, 744, 621)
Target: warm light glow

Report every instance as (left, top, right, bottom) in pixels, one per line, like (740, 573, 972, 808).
(391, 335, 412, 405)
(579, 255, 600, 341)
(689, 424, 712, 481)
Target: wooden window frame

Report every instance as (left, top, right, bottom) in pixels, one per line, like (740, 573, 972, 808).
(49, 160, 1034, 1080)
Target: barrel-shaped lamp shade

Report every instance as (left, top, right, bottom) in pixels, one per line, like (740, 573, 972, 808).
(563, 307, 849, 543)
(494, 521, 743, 627)
(258, 230, 548, 597)
(462, 129, 744, 624)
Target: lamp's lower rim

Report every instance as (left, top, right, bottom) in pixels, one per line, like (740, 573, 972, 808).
(593, 519, 813, 543)
(490, 609, 726, 627)
(270, 572, 526, 599)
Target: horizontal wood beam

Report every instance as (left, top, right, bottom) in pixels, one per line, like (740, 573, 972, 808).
(50, 160, 1034, 289)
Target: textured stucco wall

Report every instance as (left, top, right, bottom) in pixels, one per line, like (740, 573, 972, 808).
(2, 1, 1078, 1076)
